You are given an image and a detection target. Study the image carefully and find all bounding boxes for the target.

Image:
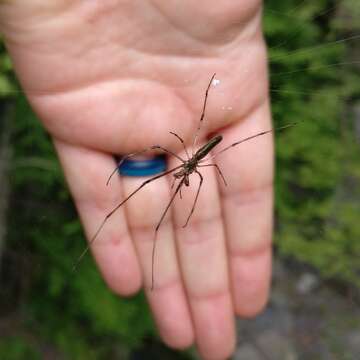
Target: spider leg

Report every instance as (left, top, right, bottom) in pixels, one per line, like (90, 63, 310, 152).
(183, 170, 203, 228)
(170, 176, 177, 189)
(169, 132, 190, 160)
(170, 177, 183, 198)
(198, 163, 227, 186)
(107, 145, 185, 186)
(151, 177, 185, 290)
(192, 73, 216, 156)
(209, 123, 299, 160)
(72, 165, 182, 272)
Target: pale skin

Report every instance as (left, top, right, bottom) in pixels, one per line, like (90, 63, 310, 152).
(0, 1, 272, 359)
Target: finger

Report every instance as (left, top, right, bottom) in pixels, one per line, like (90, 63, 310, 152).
(169, 154, 235, 360)
(53, 139, 142, 295)
(122, 169, 194, 349)
(217, 101, 273, 316)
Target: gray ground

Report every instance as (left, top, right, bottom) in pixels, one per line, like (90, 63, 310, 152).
(233, 259, 360, 360)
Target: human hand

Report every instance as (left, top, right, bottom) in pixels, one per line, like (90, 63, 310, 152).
(0, 1, 271, 359)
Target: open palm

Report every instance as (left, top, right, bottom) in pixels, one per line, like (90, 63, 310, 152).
(1, 1, 272, 359)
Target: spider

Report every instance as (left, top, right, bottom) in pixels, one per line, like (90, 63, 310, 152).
(73, 73, 296, 289)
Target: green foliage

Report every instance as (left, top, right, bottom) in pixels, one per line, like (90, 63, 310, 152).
(0, 37, 16, 98)
(265, 0, 360, 285)
(0, 337, 41, 360)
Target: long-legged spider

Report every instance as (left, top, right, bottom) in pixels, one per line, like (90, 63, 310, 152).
(73, 74, 296, 289)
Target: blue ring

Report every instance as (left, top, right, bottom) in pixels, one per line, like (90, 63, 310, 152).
(118, 155, 167, 177)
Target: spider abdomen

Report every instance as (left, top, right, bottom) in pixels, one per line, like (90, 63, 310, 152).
(195, 135, 223, 161)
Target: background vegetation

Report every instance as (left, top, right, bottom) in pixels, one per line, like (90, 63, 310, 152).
(0, 0, 359, 358)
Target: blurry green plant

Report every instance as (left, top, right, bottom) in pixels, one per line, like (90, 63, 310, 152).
(0, 337, 41, 360)
(265, 0, 360, 285)
(0, 37, 16, 98)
